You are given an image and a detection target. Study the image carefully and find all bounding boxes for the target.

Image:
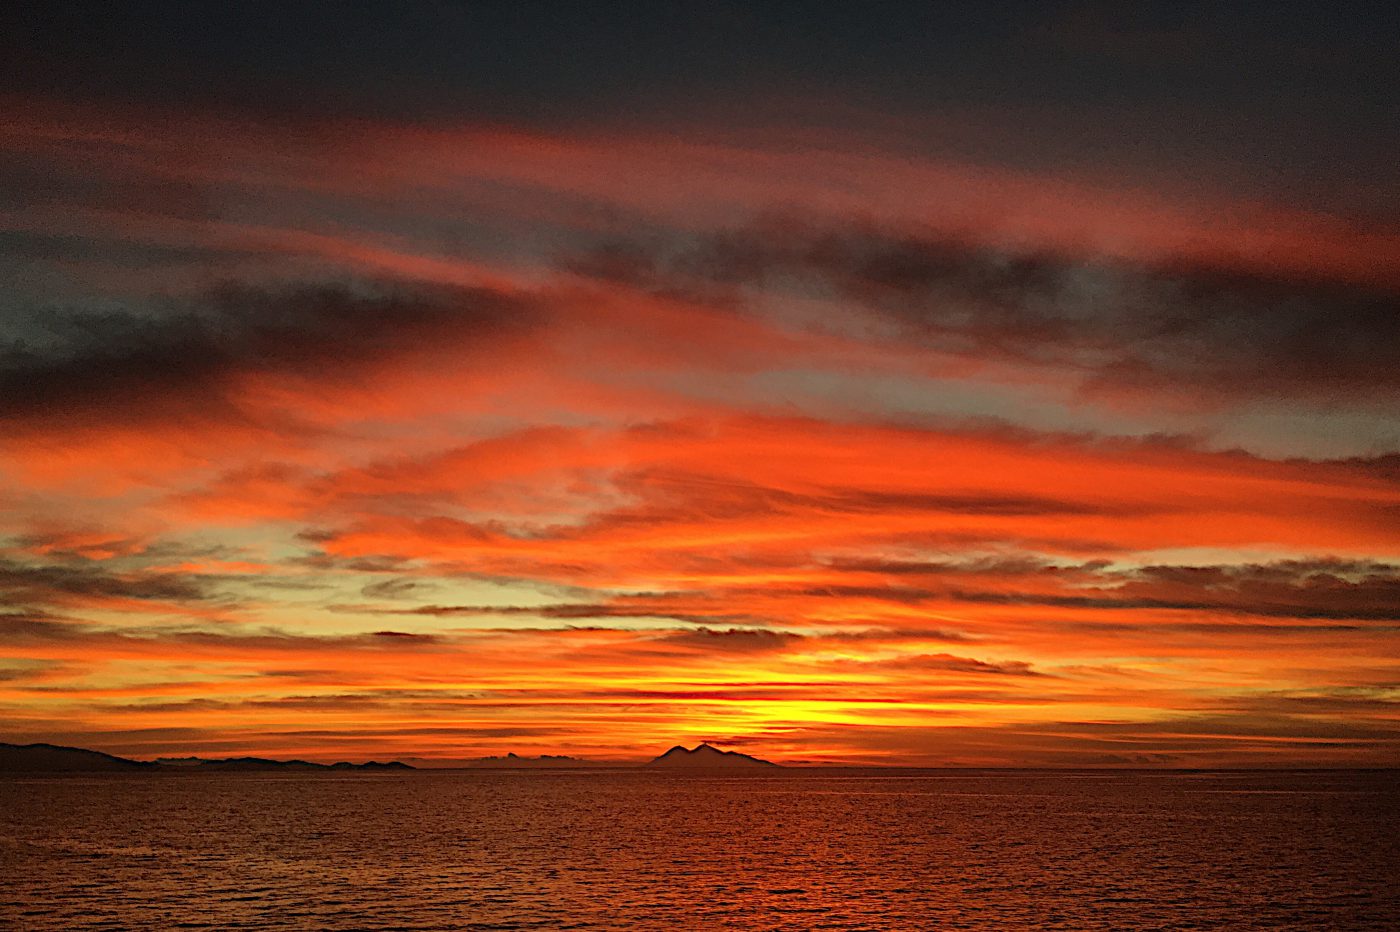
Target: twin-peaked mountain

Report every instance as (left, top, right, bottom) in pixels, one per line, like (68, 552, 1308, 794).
(646, 743, 779, 769)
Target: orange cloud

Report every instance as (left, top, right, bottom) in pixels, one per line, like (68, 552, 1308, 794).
(3, 98, 1398, 766)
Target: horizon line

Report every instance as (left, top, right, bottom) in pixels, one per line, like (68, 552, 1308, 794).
(5, 740, 1398, 773)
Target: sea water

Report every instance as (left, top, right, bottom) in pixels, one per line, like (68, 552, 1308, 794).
(3, 769, 1397, 929)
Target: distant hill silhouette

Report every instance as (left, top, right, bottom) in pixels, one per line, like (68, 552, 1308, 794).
(169, 757, 414, 772)
(1, 742, 413, 773)
(646, 743, 779, 769)
(0, 742, 155, 772)
(153, 756, 211, 767)
(457, 752, 602, 769)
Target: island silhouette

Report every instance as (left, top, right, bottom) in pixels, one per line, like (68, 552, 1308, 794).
(0, 742, 157, 772)
(2, 740, 781, 772)
(646, 743, 779, 769)
(452, 752, 599, 769)
(0, 742, 413, 772)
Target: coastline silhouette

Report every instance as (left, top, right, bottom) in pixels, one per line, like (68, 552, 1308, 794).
(0, 742, 413, 772)
(2, 740, 780, 772)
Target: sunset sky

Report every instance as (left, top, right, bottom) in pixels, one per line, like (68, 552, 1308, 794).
(2, 2, 1398, 766)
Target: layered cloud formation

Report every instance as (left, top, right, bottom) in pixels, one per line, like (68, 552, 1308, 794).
(2, 24, 1398, 766)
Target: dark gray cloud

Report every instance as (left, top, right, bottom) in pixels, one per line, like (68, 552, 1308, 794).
(945, 590, 1400, 622)
(576, 218, 1400, 405)
(0, 611, 83, 643)
(1014, 712, 1400, 744)
(0, 280, 537, 430)
(0, 615, 456, 654)
(358, 600, 769, 628)
(825, 555, 1101, 577)
(347, 555, 1400, 630)
(590, 470, 1149, 531)
(851, 652, 1047, 677)
(360, 578, 432, 600)
(0, 557, 210, 606)
(1243, 688, 1400, 717)
(367, 630, 440, 643)
(819, 554, 1400, 622)
(655, 627, 800, 653)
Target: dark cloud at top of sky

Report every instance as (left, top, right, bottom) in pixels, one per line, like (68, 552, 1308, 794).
(3, 2, 1397, 218)
(4, 2, 1394, 119)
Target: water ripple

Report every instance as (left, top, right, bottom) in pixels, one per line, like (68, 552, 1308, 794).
(2, 769, 1398, 930)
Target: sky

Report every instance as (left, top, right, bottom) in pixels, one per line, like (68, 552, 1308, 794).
(1, 1, 1398, 766)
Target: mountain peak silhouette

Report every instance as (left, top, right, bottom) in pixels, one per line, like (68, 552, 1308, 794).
(647, 743, 778, 769)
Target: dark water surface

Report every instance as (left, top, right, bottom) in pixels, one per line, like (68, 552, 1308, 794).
(3, 769, 1398, 930)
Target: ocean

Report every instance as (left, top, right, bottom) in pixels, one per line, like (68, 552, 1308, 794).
(3, 769, 1397, 930)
